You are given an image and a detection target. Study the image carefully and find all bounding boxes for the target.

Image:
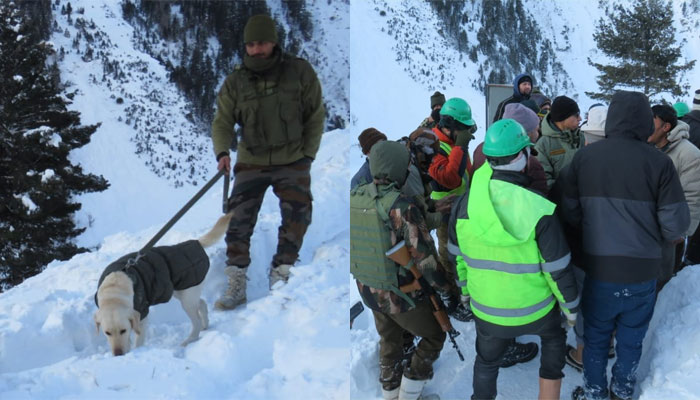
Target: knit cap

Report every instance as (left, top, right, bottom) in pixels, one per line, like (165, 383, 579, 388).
(694, 89, 700, 111)
(549, 96, 580, 122)
(503, 103, 540, 134)
(431, 91, 446, 108)
(358, 128, 387, 155)
(244, 15, 278, 44)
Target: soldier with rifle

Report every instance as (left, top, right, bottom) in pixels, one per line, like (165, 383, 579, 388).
(351, 140, 458, 400)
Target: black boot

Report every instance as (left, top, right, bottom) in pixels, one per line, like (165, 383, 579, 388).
(500, 341, 538, 368)
(571, 386, 586, 400)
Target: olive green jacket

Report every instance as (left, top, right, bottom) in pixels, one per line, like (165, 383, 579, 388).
(534, 115, 584, 189)
(211, 51, 325, 166)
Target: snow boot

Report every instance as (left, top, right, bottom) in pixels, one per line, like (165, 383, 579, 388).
(500, 341, 539, 368)
(571, 386, 586, 400)
(382, 387, 399, 400)
(441, 294, 474, 322)
(214, 266, 247, 310)
(565, 345, 583, 372)
(269, 263, 292, 289)
(398, 376, 427, 400)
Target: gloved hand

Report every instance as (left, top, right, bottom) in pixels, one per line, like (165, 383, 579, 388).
(454, 129, 473, 147)
(434, 194, 457, 214)
(563, 311, 577, 329)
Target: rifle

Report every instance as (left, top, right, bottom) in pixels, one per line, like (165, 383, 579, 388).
(387, 241, 465, 362)
(350, 301, 364, 329)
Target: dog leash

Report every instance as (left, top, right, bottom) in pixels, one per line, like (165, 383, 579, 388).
(125, 169, 229, 269)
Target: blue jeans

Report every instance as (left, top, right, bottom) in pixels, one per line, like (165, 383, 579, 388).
(582, 277, 656, 400)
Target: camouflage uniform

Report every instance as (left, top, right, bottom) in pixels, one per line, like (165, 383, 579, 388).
(355, 178, 448, 390)
(211, 46, 324, 268)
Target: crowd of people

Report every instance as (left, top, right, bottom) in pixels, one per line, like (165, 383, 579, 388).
(350, 75, 700, 400)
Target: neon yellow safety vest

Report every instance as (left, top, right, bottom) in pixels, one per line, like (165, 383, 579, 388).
(430, 141, 468, 200)
(451, 163, 570, 326)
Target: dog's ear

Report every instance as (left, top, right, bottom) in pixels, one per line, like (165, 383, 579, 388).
(93, 311, 101, 334)
(129, 310, 141, 335)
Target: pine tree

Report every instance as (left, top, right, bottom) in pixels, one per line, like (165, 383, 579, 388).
(586, 0, 695, 101)
(0, 2, 109, 291)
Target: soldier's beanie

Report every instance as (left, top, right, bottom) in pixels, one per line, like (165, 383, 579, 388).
(694, 89, 700, 111)
(369, 141, 410, 184)
(358, 128, 387, 155)
(549, 96, 580, 122)
(503, 103, 540, 134)
(518, 75, 532, 85)
(431, 91, 446, 108)
(244, 14, 278, 44)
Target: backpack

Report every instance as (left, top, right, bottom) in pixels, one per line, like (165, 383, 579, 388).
(350, 182, 415, 307)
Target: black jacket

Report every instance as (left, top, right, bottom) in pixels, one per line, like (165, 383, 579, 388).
(562, 91, 689, 283)
(95, 240, 209, 319)
(682, 110, 700, 149)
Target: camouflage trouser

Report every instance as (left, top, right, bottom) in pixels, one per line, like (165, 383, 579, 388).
(436, 221, 460, 297)
(372, 300, 446, 390)
(225, 158, 312, 267)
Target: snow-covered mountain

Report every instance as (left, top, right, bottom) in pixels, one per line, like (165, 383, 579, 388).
(1, 0, 700, 399)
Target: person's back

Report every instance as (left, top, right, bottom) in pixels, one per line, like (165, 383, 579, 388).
(565, 91, 689, 400)
(450, 119, 578, 400)
(682, 107, 700, 149)
(565, 94, 688, 282)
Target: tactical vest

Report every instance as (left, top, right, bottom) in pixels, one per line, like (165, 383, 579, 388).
(452, 164, 562, 327)
(430, 141, 468, 200)
(233, 55, 304, 154)
(350, 182, 415, 307)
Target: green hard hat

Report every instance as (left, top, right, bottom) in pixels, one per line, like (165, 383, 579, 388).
(673, 102, 690, 118)
(483, 119, 532, 157)
(439, 97, 475, 126)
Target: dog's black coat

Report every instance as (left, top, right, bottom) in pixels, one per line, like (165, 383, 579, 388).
(95, 240, 209, 319)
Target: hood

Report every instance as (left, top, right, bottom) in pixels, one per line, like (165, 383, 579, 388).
(511, 73, 533, 100)
(369, 140, 410, 185)
(468, 165, 552, 244)
(667, 120, 690, 144)
(604, 91, 654, 141)
(683, 109, 700, 124)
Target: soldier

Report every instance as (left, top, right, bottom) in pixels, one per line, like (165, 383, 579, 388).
(351, 141, 448, 400)
(449, 119, 579, 400)
(419, 91, 446, 129)
(211, 14, 325, 310)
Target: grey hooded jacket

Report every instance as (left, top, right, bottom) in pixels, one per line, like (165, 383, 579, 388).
(662, 120, 700, 236)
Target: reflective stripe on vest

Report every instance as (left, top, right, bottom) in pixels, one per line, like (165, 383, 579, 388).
(454, 163, 561, 326)
(431, 141, 468, 200)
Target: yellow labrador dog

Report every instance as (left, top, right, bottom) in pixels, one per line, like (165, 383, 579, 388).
(94, 212, 232, 356)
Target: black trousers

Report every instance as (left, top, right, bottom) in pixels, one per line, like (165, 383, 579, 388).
(471, 307, 566, 400)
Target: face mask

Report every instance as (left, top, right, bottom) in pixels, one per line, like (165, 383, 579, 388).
(431, 108, 442, 123)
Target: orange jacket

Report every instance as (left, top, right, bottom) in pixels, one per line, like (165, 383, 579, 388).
(428, 127, 472, 190)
